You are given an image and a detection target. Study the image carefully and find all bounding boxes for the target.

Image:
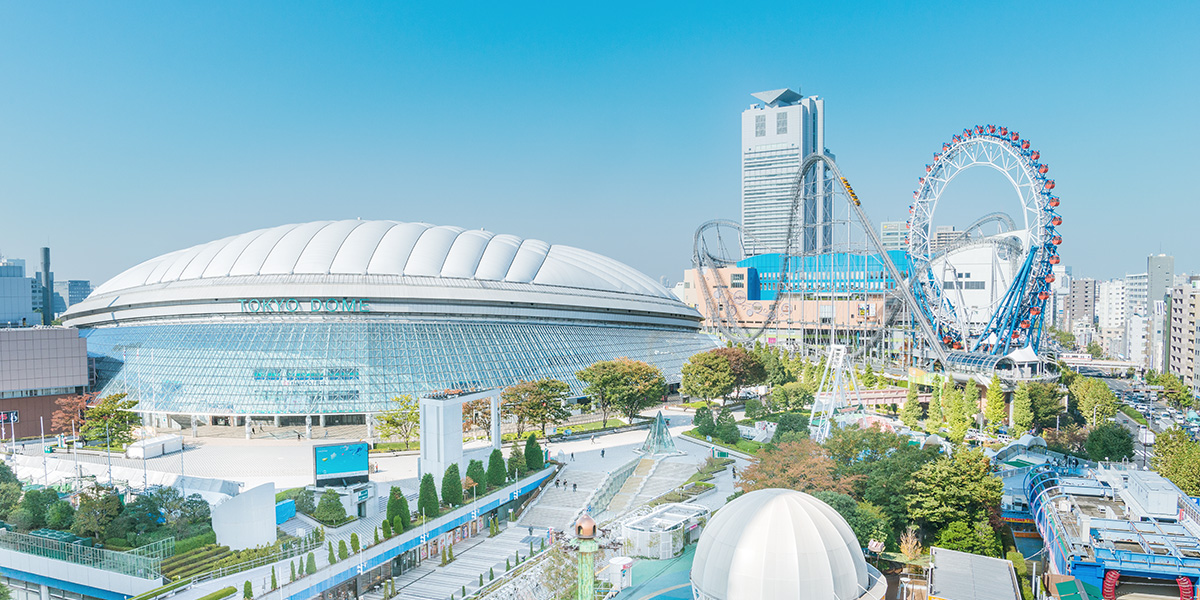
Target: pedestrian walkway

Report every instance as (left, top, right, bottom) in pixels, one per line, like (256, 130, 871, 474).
(518, 470, 604, 530)
(605, 458, 656, 514)
(630, 459, 700, 507)
(378, 528, 540, 600)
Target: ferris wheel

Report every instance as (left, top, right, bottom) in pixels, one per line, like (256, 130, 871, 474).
(907, 125, 1063, 356)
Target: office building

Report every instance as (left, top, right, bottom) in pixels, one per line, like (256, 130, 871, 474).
(929, 226, 962, 253)
(1126, 312, 1148, 368)
(741, 88, 826, 256)
(1169, 281, 1200, 395)
(1066, 278, 1097, 334)
(879, 221, 906, 251)
(62, 220, 716, 426)
(1147, 254, 1175, 373)
(0, 257, 37, 328)
(1096, 278, 1126, 357)
(0, 327, 89, 438)
(54, 280, 92, 309)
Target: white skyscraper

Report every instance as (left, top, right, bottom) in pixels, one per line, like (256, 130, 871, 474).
(1096, 278, 1126, 357)
(879, 221, 906, 252)
(741, 88, 826, 256)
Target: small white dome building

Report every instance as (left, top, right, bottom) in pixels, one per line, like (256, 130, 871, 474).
(689, 489, 887, 600)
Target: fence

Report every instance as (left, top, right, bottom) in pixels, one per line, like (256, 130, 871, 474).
(0, 529, 171, 580)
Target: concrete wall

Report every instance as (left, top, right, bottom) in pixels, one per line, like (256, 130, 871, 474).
(213, 482, 277, 550)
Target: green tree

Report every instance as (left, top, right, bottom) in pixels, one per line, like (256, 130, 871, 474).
(306, 552, 317, 574)
(712, 346, 767, 390)
(338, 539, 349, 560)
(271, 566, 277, 590)
(1154, 427, 1200, 494)
(935, 520, 1001, 557)
(858, 445, 940, 529)
(313, 489, 347, 525)
(1084, 423, 1134, 462)
(442, 464, 463, 506)
(466, 459, 487, 493)
(71, 488, 122, 540)
(386, 486, 405, 523)
(524, 434, 544, 471)
(0, 482, 19, 521)
(907, 449, 1002, 534)
(502, 378, 571, 436)
(382, 517, 392, 538)
(487, 449, 507, 487)
(772, 381, 814, 412)
(20, 488, 58, 530)
(693, 404, 715, 437)
(770, 412, 810, 442)
(715, 408, 740, 444)
(1087, 340, 1105, 359)
(0, 461, 17, 486)
(577, 359, 621, 427)
(80, 393, 140, 448)
(350, 533, 360, 553)
(942, 383, 969, 442)
(1029, 382, 1064, 429)
(46, 500, 75, 530)
(396, 495, 411, 531)
(926, 376, 944, 428)
(243, 580, 252, 599)
(901, 383, 922, 428)
(1010, 383, 1034, 437)
(860, 364, 877, 388)
(376, 395, 420, 449)
(290, 561, 296, 582)
(812, 491, 892, 547)
(984, 375, 1006, 433)
(418, 473, 440, 519)
(507, 440, 525, 477)
(293, 488, 315, 515)
(681, 350, 736, 404)
(1070, 377, 1118, 426)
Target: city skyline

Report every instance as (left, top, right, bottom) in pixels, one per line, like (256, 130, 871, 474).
(1, 2, 1197, 288)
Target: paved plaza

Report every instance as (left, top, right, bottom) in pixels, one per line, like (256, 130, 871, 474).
(10, 405, 749, 600)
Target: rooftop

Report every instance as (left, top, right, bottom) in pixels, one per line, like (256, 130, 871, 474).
(928, 546, 1021, 600)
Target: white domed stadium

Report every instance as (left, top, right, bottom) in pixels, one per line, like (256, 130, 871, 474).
(690, 489, 887, 600)
(62, 220, 716, 425)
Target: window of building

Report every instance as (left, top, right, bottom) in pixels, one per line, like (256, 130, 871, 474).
(776, 112, 788, 134)
(755, 115, 766, 137)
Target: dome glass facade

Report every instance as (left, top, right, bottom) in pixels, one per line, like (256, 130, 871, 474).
(65, 220, 716, 418)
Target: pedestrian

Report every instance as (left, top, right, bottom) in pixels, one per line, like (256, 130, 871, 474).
(732, 466, 737, 478)
(571, 452, 575, 462)
(573, 483, 577, 493)
(528, 526, 533, 537)
(590, 435, 596, 444)
(600, 449, 605, 458)
(555, 478, 559, 488)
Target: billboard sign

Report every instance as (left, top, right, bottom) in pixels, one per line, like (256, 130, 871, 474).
(314, 442, 369, 487)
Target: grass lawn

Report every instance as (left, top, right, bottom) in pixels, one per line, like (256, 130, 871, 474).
(371, 441, 419, 453)
(1120, 405, 1148, 426)
(500, 418, 626, 442)
(682, 428, 764, 455)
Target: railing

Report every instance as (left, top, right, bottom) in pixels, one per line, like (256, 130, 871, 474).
(586, 458, 640, 517)
(191, 533, 323, 584)
(0, 529, 169, 580)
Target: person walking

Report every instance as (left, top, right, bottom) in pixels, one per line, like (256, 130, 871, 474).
(572, 483, 577, 493)
(600, 449, 605, 458)
(571, 452, 575, 462)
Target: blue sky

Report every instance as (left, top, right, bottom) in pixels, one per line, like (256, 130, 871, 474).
(1, 2, 1196, 286)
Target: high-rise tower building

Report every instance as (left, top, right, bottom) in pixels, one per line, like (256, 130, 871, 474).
(1147, 254, 1174, 371)
(741, 88, 826, 256)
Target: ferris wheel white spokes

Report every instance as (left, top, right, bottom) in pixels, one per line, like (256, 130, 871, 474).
(907, 125, 1063, 355)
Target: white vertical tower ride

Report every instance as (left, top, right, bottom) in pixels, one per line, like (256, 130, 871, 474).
(809, 344, 864, 443)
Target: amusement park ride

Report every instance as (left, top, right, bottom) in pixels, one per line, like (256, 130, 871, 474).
(692, 125, 1063, 383)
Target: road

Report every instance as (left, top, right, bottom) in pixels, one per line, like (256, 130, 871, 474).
(1104, 377, 1155, 469)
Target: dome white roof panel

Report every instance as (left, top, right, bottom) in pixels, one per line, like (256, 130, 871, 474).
(91, 220, 674, 300)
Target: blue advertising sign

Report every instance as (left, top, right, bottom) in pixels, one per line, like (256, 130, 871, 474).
(314, 442, 369, 486)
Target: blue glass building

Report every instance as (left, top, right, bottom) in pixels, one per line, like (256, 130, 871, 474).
(63, 220, 715, 422)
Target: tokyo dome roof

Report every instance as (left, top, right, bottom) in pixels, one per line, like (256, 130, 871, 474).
(92, 220, 672, 299)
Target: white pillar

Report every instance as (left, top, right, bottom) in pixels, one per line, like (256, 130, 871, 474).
(419, 396, 465, 484)
(305, 415, 312, 439)
(490, 396, 502, 450)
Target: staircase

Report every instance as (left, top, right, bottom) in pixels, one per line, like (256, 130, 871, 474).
(631, 460, 701, 506)
(518, 470, 605, 530)
(603, 458, 656, 515)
